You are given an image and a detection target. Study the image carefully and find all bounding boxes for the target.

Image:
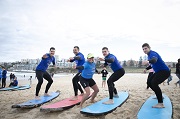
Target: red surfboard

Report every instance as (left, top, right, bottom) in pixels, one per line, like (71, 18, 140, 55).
(40, 94, 91, 112)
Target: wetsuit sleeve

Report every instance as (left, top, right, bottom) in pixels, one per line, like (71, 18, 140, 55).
(76, 66, 84, 70)
(148, 52, 158, 64)
(105, 58, 114, 63)
(42, 53, 48, 59)
(73, 56, 81, 60)
(70, 59, 75, 62)
(146, 65, 152, 70)
(70, 55, 81, 62)
(148, 57, 157, 64)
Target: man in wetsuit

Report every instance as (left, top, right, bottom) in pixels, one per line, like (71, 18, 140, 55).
(35, 47, 56, 99)
(142, 43, 170, 108)
(175, 58, 180, 87)
(68, 46, 85, 100)
(99, 47, 125, 104)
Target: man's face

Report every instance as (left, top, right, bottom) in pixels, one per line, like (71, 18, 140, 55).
(102, 49, 109, 57)
(73, 48, 79, 55)
(49, 49, 55, 56)
(142, 46, 150, 54)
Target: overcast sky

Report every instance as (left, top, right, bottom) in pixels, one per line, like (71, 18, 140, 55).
(0, 0, 180, 62)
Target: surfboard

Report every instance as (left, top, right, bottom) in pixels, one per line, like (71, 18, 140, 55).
(40, 94, 91, 112)
(12, 90, 60, 108)
(0, 86, 19, 91)
(12, 85, 31, 90)
(80, 91, 129, 116)
(137, 94, 172, 119)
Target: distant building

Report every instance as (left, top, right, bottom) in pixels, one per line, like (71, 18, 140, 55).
(126, 59, 138, 67)
(54, 55, 59, 64)
(12, 58, 40, 71)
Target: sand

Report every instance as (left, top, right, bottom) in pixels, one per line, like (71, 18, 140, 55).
(0, 73, 180, 119)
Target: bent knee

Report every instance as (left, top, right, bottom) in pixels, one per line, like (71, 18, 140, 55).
(107, 80, 113, 85)
(49, 79, 53, 84)
(95, 88, 99, 93)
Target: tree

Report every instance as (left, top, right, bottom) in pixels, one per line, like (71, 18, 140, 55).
(138, 56, 143, 68)
(123, 60, 127, 67)
(129, 59, 134, 67)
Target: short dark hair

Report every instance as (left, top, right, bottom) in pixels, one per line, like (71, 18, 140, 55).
(102, 47, 108, 50)
(74, 46, 79, 50)
(178, 58, 180, 63)
(142, 43, 150, 48)
(50, 47, 55, 51)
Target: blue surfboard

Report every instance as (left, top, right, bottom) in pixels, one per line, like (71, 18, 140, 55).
(12, 91, 60, 108)
(17, 85, 31, 90)
(0, 86, 19, 91)
(137, 94, 172, 119)
(80, 91, 129, 116)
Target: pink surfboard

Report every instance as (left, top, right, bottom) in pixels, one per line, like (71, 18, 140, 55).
(40, 94, 91, 112)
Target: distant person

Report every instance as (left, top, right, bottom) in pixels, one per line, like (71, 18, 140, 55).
(144, 65, 154, 89)
(9, 77, 18, 87)
(142, 43, 170, 108)
(99, 47, 125, 104)
(35, 47, 56, 100)
(10, 73, 13, 82)
(68, 46, 85, 100)
(12, 74, 15, 80)
(28, 76, 32, 85)
(175, 58, 180, 87)
(101, 67, 108, 88)
(0, 67, 2, 86)
(167, 65, 172, 85)
(24, 75, 25, 78)
(74, 53, 99, 108)
(2, 67, 7, 88)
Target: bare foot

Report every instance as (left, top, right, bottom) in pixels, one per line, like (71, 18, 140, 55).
(69, 96, 78, 101)
(152, 103, 165, 108)
(79, 103, 83, 109)
(35, 96, 41, 100)
(103, 99, 114, 105)
(90, 99, 96, 103)
(44, 93, 51, 97)
(76, 105, 82, 109)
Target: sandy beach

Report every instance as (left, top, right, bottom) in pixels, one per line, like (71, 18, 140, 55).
(0, 73, 180, 119)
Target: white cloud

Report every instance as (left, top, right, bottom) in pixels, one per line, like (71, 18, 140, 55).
(0, 0, 180, 62)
